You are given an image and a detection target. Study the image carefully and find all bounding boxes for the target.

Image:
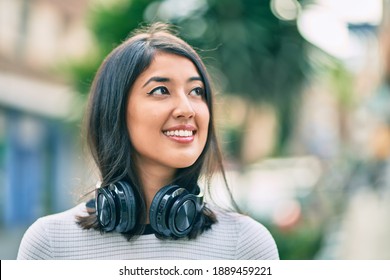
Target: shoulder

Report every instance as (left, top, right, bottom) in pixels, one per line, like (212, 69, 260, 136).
(17, 203, 87, 260)
(211, 207, 279, 260)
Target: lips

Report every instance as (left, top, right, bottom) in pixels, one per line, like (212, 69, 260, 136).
(162, 125, 197, 143)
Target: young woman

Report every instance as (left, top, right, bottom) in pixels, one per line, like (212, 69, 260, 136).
(17, 23, 279, 260)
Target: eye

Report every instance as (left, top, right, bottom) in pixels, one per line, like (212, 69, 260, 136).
(189, 87, 205, 97)
(147, 86, 169, 96)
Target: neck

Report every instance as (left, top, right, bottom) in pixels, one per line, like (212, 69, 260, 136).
(136, 162, 176, 222)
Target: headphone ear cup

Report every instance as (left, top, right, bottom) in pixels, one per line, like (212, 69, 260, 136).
(96, 187, 117, 232)
(149, 185, 183, 237)
(95, 181, 137, 233)
(168, 194, 199, 238)
(114, 181, 137, 233)
(150, 185, 201, 238)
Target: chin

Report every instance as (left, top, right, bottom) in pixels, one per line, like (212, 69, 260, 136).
(170, 157, 199, 169)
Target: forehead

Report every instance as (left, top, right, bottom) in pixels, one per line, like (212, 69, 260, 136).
(136, 52, 202, 82)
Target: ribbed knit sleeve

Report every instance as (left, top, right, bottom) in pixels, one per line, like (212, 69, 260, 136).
(234, 215, 279, 259)
(17, 218, 53, 260)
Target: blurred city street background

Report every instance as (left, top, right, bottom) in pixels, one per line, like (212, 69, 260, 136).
(1, 0, 390, 259)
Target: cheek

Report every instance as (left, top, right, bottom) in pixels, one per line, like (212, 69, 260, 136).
(127, 104, 147, 146)
(127, 110, 168, 158)
(127, 110, 160, 141)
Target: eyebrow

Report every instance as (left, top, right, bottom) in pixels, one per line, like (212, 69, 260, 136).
(142, 76, 203, 88)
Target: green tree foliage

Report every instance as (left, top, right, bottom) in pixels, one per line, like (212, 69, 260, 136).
(68, 0, 153, 95)
(180, 0, 306, 103)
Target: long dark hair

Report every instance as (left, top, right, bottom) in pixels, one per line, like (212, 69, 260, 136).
(77, 23, 233, 240)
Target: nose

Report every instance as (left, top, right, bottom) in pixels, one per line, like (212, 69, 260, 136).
(172, 94, 195, 119)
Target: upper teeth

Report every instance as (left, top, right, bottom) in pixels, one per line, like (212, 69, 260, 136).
(164, 130, 194, 137)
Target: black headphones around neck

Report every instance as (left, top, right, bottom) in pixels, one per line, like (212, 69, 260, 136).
(95, 181, 203, 238)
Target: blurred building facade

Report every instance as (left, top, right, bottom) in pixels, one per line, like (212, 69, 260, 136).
(0, 0, 93, 230)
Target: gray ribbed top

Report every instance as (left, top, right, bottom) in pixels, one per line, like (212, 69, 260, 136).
(17, 203, 279, 260)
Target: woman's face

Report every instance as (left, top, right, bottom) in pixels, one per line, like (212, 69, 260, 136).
(126, 52, 210, 175)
